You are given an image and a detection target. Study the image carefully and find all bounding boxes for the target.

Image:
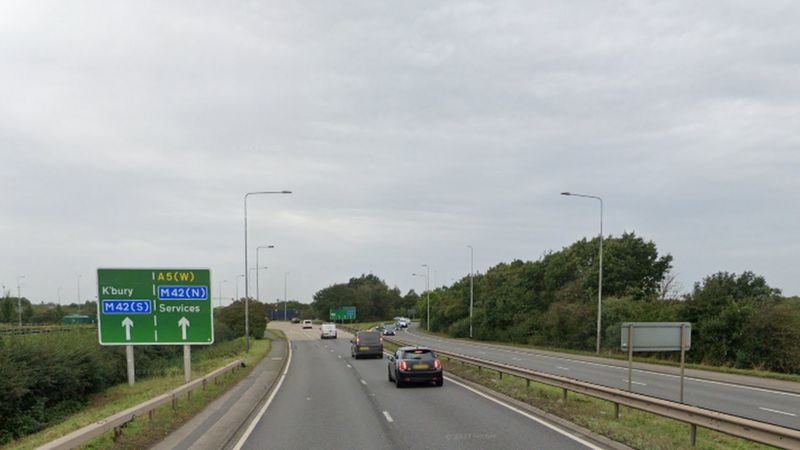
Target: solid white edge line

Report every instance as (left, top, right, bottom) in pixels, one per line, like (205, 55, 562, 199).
(382, 411, 394, 423)
(231, 338, 293, 450)
(758, 407, 797, 417)
(445, 376, 604, 450)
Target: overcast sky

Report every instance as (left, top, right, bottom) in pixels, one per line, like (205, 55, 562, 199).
(2, 1, 799, 306)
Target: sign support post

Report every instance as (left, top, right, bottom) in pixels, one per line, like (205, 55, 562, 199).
(183, 345, 191, 383)
(680, 323, 686, 403)
(621, 322, 692, 400)
(126, 345, 135, 386)
(627, 325, 634, 391)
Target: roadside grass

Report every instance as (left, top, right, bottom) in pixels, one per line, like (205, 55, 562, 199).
(440, 359, 775, 450)
(3, 338, 271, 450)
(414, 328, 800, 384)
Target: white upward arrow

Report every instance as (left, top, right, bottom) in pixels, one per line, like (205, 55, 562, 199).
(122, 317, 133, 341)
(178, 317, 190, 340)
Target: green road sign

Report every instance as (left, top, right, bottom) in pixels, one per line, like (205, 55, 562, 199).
(97, 268, 213, 345)
(329, 306, 356, 321)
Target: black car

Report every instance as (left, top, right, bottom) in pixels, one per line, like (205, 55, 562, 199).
(351, 330, 383, 359)
(387, 346, 443, 387)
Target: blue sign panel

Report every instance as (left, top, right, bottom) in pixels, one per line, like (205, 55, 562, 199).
(158, 286, 208, 301)
(102, 300, 152, 315)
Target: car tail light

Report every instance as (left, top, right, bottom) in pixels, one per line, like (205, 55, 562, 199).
(355, 337, 360, 345)
(399, 360, 408, 371)
(380, 336, 384, 344)
(434, 359, 442, 370)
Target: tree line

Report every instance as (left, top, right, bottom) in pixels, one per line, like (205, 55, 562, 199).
(309, 232, 800, 374)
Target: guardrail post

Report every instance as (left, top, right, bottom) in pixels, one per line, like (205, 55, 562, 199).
(149, 410, 154, 421)
(187, 390, 192, 401)
(172, 395, 177, 410)
(690, 424, 697, 446)
(203, 379, 207, 391)
(614, 403, 620, 419)
(114, 426, 122, 442)
(526, 379, 531, 388)
(562, 388, 568, 400)
(499, 371, 503, 380)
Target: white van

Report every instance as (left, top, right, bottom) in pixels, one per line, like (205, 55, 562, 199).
(320, 323, 337, 339)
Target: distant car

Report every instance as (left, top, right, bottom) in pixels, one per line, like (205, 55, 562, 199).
(383, 326, 396, 336)
(351, 330, 383, 359)
(302, 320, 313, 329)
(291, 317, 300, 324)
(320, 323, 337, 339)
(388, 346, 443, 387)
(396, 318, 410, 328)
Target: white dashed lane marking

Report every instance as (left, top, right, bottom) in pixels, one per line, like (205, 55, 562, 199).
(759, 407, 797, 417)
(383, 411, 394, 423)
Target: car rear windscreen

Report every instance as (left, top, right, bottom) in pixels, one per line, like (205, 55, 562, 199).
(402, 349, 435, 360)
(358, 332, 381, 344)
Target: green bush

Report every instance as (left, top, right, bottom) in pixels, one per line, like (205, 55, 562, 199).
(214, 299, 266, 340)
(0, 325, 251, 444)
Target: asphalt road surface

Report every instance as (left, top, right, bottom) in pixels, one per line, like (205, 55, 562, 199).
(396, 324, 800, 430)
(237, 323, 602, 450)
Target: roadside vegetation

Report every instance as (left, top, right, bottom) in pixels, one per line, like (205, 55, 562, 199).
(312, 232, 800, 376)
(0, 300, 269, 446)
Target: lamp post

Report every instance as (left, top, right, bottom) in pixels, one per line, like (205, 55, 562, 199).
(244, 190, 291, 352)
(16, 275, 25, 326)
(468, 245, 474, 339)
(413, 265, 431, 331)
(236, 274, 245, 301)
(249, 267, 267, 294)
(561, 191, 604, 354)
(256, 245, 275, 303)
(283, 272, 290, 321)
(218, 280, 227, 307)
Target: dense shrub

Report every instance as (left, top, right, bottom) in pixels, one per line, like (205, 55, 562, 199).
(214, 299, 266, 340)
(0, 315, 253, 444)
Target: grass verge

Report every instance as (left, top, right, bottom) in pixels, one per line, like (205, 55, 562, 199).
(439, 357, 775, 450)
(3, 337, 272, 450)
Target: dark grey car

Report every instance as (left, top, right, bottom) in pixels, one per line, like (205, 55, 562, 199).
(351, 330, 383, 359)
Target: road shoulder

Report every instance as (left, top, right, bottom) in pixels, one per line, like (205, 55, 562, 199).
(151, 331, 288, 450)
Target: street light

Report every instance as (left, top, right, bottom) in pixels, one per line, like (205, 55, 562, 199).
(413, 264, 431, 331)
(218, 280, 227, 307)
(561, 191, 604, 354)
(283, 272, 290, 321)
(256, 245, 275, 303)
(249, 267, 268, 294)
(244, 190, 291, 352)
(16, 275, 25, 326)
(236, 274, 245, 300)
(467, 245, 474, 339)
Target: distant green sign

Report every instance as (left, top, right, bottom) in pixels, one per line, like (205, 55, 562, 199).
(97, 268, 213, 345)
(329, 306, 356, 321)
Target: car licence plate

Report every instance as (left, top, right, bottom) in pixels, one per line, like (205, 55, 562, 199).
(359, 346, 370, 351)
(413, 363, 428, 370)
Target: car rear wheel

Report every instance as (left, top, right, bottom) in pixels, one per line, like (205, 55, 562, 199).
(395, 377, 404, 388)
(435, 378, 443, 387)
(388, 368, 393, 382)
